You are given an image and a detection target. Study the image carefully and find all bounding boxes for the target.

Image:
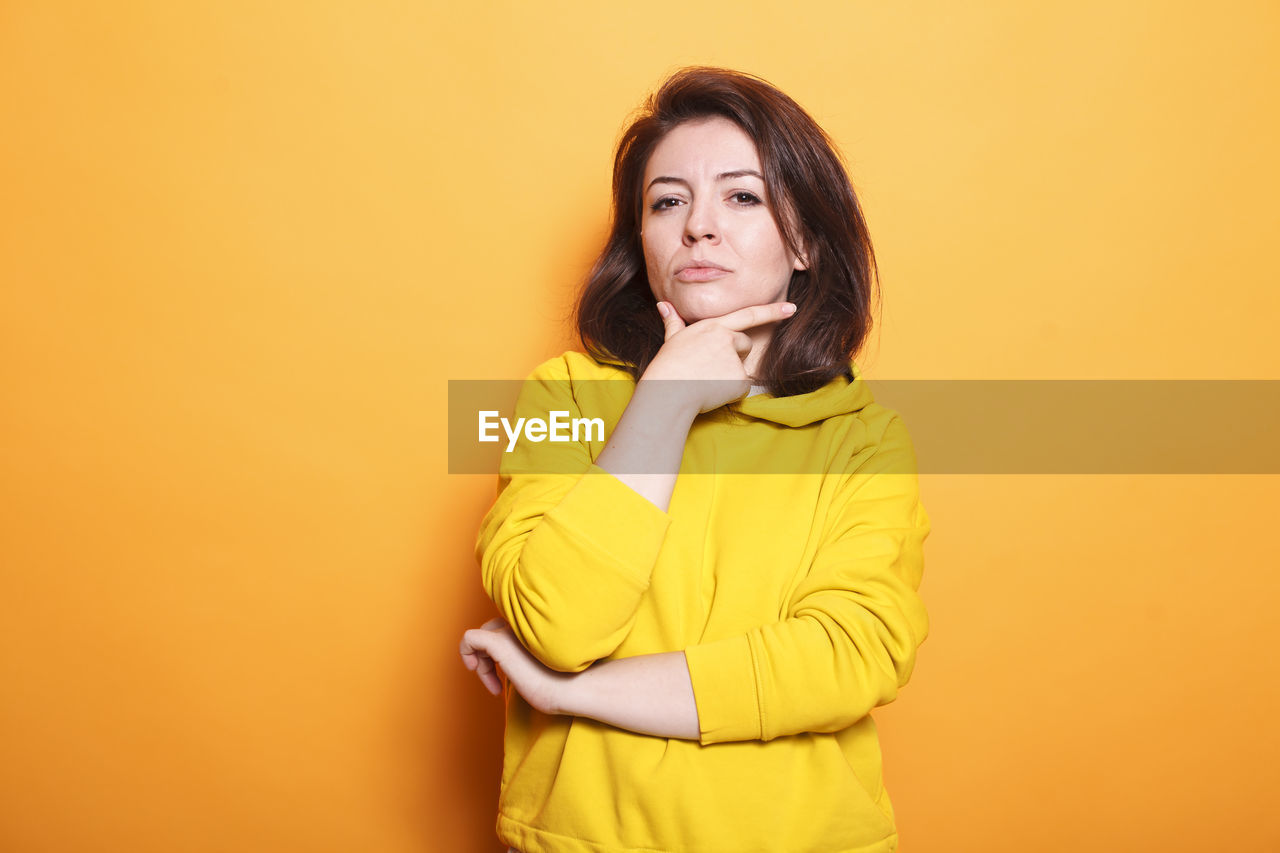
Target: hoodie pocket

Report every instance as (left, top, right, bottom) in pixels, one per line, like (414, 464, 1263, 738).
(834, 717, 892, 824)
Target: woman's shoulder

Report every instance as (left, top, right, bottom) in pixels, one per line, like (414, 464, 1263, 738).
(524, 350, 635, 383)
(514, 351, 635, 424)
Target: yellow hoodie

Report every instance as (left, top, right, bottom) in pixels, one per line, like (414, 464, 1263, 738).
(475, 351, 930, 853)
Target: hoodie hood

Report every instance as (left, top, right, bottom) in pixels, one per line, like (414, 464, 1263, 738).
(577, 351, 875, 428)
(729, 362, 875, 427)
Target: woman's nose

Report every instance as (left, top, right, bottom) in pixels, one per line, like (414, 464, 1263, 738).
(682, 197, 720, 245)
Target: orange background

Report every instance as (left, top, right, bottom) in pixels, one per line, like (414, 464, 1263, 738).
(2, 2, 1278, 851)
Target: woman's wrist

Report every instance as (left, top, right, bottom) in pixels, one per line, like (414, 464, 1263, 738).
(557, 652, 701, 740)
(631, 375, 703, 425)
(595, 378, 698, 512)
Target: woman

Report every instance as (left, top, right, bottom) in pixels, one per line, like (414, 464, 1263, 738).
(460, 67, 930, 853)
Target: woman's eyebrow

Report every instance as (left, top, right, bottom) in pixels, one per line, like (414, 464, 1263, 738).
(646, 169, 765, 192)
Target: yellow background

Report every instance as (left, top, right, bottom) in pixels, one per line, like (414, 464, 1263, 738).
(2, 2, 1278, 851)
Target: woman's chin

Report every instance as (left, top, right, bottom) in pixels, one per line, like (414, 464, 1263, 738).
(666, 285, 789, 324)
(672, 296, 754, 324)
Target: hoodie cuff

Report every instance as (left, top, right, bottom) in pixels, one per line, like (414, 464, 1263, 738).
(684, 634, 761, 744)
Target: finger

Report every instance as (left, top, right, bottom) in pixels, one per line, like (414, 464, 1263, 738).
(460, 628, 491, 659)
(711, 301, 796, 333)
(657, 301, 687, 341)
(475, 654, 503, 695)
(731, 331, 753, 359)
(468, 654, 500, 695)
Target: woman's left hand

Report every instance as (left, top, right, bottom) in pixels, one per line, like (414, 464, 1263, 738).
(459, 617, 576, 715)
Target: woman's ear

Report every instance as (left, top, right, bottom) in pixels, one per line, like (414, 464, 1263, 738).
(792, 242, 810, 271)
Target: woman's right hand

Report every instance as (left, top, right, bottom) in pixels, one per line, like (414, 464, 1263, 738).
(641, 300, 796, 413)
(595, 299, 794, 508)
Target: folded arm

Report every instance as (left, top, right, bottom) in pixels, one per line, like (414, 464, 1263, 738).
(462, 617, 699, 739)
(685, 417, 930, 744)
(467, 417, 929, 743)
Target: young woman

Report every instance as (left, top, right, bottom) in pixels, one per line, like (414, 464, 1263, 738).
(460, 67, 931, 853)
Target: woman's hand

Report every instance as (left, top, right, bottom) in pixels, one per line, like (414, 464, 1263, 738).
(459, 617, 576, 715)
(592, 298, 796, 508)
(641, 300, 796, 413)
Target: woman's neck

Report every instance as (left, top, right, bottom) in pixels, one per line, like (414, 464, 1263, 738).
(742, 324, 776, 382)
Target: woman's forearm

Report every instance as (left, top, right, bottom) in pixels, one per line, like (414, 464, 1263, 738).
(595, 380, 699, 513)
(560, 650, 701, 740)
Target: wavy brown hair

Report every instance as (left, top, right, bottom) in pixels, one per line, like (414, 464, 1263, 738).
(574, 66, 880, 397)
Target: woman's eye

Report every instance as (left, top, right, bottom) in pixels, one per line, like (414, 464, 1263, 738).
(731, 191, 762, 205)
(649, 197, 682, 212)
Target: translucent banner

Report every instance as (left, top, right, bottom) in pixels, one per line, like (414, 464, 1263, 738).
(448, 380, 1280, 475)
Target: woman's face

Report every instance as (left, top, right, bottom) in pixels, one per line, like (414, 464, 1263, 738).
(640, 117, 806, 325)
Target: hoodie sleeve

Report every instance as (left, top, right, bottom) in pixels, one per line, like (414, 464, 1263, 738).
(683, 415, 930, 744)
(475, 356, 672, 673)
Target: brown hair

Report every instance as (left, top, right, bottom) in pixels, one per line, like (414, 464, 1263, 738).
(574, 66, 879, 397)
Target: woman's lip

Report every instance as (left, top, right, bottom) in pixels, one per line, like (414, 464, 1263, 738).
(675, 267, 731, 282)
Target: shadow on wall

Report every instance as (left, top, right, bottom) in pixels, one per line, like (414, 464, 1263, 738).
(388, 484, 509, 851)
(397, 212, 608, 850)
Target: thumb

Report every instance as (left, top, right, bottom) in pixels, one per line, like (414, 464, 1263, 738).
(657, 301, 686, 341)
